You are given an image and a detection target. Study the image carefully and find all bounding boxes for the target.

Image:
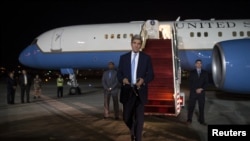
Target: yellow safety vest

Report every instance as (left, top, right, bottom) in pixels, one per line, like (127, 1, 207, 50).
(57, 78, 64, 87)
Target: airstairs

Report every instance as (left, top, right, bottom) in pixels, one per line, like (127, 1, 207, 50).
(140, 20, 183, 116)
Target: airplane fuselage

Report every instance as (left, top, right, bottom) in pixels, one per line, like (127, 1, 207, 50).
(19, 19, 250, 94)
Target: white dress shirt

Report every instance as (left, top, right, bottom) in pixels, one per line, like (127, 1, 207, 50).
(131, 51, 139, 84)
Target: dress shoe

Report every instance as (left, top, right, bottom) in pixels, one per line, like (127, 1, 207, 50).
(131, 135, 135, 141)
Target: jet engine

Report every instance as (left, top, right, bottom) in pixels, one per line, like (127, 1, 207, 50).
(212, 38, 250, 94)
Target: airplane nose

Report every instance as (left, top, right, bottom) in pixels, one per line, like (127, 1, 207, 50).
(19, 44, 41, 68)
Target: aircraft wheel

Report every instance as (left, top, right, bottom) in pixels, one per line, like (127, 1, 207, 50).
(69, 87, 81, 95)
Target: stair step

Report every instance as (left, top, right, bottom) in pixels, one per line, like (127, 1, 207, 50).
(145, 105, 174, 107)
(148, 84, 174, 88)
(147, 100, 174, 105)
(148, 92, 174, 96)
(148, 90, 174, 93)
(149, 83, 174, 87)
(147, 54, 173, 59)
(147, 98, 174, 101)
(148, 93, 174, 98)
(154, 77, 173, 81)
(144, 106, 175, 114)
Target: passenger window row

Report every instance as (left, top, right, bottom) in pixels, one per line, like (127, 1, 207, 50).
(189, 31, 250, 37)
(104, 33, 134, 39)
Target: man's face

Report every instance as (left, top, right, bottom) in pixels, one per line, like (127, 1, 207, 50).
(131, 39, 142, 53)
(108, 63, 114, 69)
(195, 61, 202, 69)
(22, 70, 26, 74)
(9, 73, 14, 77)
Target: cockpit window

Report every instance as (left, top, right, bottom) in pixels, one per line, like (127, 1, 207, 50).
(31, 39, 38, 45)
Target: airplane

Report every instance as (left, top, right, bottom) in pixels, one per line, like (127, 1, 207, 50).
(18, 18, 250, 116)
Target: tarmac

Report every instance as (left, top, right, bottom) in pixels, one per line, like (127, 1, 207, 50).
(0, 77, 250, 141)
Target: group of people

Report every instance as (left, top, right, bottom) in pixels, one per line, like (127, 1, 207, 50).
(6, 69, 43, 104)
(101, 34, 209, 141)
(6, 69, 66, 104)
(6, 34, 209, 141)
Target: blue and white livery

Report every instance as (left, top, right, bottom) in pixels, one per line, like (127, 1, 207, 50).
(19, 18, 250, 94)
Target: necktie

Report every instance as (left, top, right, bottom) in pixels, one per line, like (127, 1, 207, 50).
(197, 69, 201, 77)
(109, 71, 111, 79)
(131, 53, 137, 84)
(24, 75, 27, 85)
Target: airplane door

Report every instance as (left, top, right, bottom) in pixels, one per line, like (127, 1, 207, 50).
(144, 20, 159, 39)
(51, 29, 64, 52)
(159, 24, 172, 39)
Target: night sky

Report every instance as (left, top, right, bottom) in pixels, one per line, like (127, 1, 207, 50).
(1, 0, 250, 70)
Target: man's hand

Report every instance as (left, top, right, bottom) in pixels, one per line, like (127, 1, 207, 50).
(136, 78, 144, 89)
(123, 78, 130, 85)
(105, 88, 112, 93)
(196, 88, 203, 94)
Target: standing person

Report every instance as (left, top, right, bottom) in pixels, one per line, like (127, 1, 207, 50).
(102, 61, 120, 120)
(117, 34, 154, 141)
(33, 74, 42, 99)
(57, 74, 64, 98)
(187, 59, 209, 126)
(19, 69, 32, 103)
(6, 71, 17, 104)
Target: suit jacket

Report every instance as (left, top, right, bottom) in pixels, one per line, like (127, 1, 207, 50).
(102, 69, 120, 94)
(19, 74, 32, 88)
(117, 51, 154, 104)
(189, 69, 209, 95)
(6, 76, 17, 92)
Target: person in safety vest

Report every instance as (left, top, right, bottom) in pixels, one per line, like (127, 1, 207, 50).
(57, 74, 64, 98)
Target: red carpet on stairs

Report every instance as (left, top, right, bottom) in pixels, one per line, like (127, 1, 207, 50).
(143, 39, 175, 115)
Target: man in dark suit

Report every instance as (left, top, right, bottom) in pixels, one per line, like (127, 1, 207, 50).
(117, 34, 154, 141)
(19, 69, 32, 103)
(6, 71, 17, 104)
(102, 61, 120, 120)
(187, 59, 209, 125)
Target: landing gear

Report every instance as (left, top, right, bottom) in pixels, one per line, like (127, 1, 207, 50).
(67, 73, 81, 95)
(69, 87, 81, 95)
